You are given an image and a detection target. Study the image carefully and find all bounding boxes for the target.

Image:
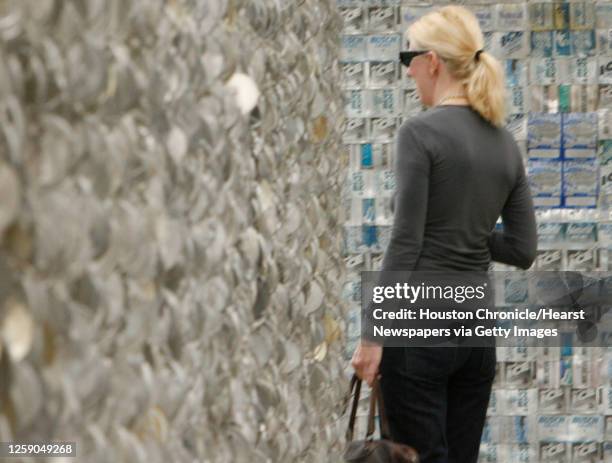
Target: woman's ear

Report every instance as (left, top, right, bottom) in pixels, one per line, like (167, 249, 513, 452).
(428, 51, 439, 76)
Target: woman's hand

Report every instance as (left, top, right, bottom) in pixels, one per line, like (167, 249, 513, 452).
(351, 340, 383, 386)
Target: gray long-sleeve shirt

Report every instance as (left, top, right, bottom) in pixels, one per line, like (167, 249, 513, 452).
(382, 105, 537, 273)
(362, 105, 537, 344)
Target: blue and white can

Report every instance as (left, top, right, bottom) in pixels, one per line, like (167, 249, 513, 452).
(341, 34, 368, 62)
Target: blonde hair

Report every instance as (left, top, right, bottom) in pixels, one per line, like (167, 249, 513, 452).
(407, 6, 506, 127)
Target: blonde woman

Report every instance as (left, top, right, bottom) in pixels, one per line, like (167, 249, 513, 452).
(352, 6, 537, 463)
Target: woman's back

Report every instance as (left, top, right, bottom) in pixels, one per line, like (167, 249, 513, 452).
(382, 105, 536, 272)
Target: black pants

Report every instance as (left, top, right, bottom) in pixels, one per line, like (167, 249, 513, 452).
(379, 346, 496, 463)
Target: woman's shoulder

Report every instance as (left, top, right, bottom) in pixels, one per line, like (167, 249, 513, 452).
(398, 108, 458, 146)
(405, 106, 514, 138)
(398, 112, 437, 138)
(400, 107, 521, 161)
(400, 106, 475, 132)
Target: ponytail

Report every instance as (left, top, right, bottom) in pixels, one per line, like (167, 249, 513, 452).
(466, 51, 507, 127)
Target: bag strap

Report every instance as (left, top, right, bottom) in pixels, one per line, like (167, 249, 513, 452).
(375, 377, 392, 440)
(366, 376, 392, 441)
(345, 374, 361, 442)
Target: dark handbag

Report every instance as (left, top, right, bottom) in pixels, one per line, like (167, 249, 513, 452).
(344, 374, 419, 463)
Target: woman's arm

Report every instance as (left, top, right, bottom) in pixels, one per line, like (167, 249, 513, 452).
(488, 164, 537, 270)
(361, 122, 430, 345)
(380, 122, 430, 271)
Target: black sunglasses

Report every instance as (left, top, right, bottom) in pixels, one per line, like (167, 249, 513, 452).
(399, 50, 429, 67)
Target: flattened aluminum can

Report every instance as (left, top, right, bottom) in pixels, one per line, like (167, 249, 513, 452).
(369, 88, 401, 117)
(529, 3, 554, 31)
(366, 34, 401, 61)
(376, 225, 392, 251)
(505, 389, 538, 416)
(339, 7, 365, 33)
(600, 56, 612, 84)
(570, 2, 596, 31)
(343, 118, 369, 142)
(563, 160, 598, 208)
(596, 2, 612, 29)
(570, 84, 599, 112)
(400, 5, 433, 29)
(367, 60, 398, 87)
(345, 89, 367, 117)
(601, 84, 612, 108)
(604, 417, 612, 445)
(349, 171, 367, 198)
(505, 59, 528, 86)
(597, 28, 612, 55)
(344, 225, 363, 254)
(536, 249, 564, 270)
(528, 86, 559, 114)
(567, 415, 604, 443)
(559, 357, 572, 386)
(506, 113, 528, 140)
(355, 143, 371, 170)
(531, 31, 554, 58)
(528, 113, 562, 150)
(570, 57, 598, 84)
(539, 442, 568, 463)
(505, 362, 535, 388)
(371, 143, 394, 169)
(570, 385, 598, 409)
(402, 89, 422, 117)
(530, 57, 558, 85)
(600, 145, 612, 208)
(495, 31, 529, 59)
(508, 85, 527, 114)
(341, 34, 368, 62)
(599, 108, 612, 139)
(345, 196, 361, 225)
(367, 6, 397, 33)
(370, 117, 398, 142)
(571, 30, 597, 57)
(377, 169, 395, 199)
(362, 198, 376, 224)
(362, 224, 378, 249)
(553, 2, 570, 30)
(479, 443, 504, 461)
(554, 30, 572, 57)
(555, 58, 572, 84)
(495, 3, 527, 31)
(347, 144, 362, 171)
(468, 5, 495, 32)
(341, 61, 366, 88)
(529, 85, 554, 114)
(538, 389, 567, 414)
(559, 84, 571, 113)
(570, 442, 600, 463)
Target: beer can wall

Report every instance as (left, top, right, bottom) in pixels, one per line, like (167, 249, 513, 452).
(338, 0, 612, 460)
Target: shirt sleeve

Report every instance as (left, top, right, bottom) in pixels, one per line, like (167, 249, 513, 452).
(488, 161, 537, 270)
(362, 122, 430, 344)
(380, 122, 431, 271)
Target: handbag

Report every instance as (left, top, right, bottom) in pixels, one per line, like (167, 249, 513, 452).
(344, 374, 419, 463)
